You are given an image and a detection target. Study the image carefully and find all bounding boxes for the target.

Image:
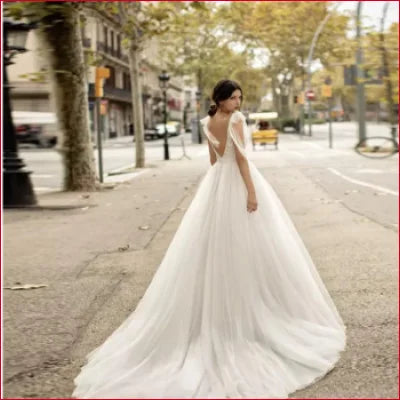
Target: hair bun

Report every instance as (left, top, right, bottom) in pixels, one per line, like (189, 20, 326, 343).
(208, 104, 218, 117)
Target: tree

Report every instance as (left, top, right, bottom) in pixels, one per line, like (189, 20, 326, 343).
(159, 3, 265, 112)
(220, 2, 350, 118)
(5, 2, 97, 191)
(92, 1, 181, 167)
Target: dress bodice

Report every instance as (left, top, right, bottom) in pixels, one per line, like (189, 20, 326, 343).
(215, 130, 236, 162)
(201, 115, 238, 164)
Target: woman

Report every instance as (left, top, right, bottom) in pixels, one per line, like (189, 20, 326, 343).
(73, 79, 346, 398)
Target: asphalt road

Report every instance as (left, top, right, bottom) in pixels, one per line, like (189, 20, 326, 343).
(20, 121, 398, 232)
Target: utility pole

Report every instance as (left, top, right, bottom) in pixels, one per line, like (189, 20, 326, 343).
(95, 67, 110, 183)
(305, 4, 339, 137)
(356, 2, 367, 142)
(379, 2, 397, 140)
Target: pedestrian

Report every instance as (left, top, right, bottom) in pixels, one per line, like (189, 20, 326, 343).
(72, 79, 346, 398)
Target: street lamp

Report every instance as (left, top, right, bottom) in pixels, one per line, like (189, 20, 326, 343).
(195, 90, 202, 144)
(355, 2, 367, 142)
(3, 19, 37, 207)
(158, 70, 170, 160)
(304, 4, 339, 137)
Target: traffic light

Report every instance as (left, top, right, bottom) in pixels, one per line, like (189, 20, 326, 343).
(95, 67, 110, 98)
(294, 95, 298, 104)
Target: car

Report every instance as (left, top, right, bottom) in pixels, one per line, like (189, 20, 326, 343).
(155, 121, 181, 138)
(248, 112, 280, 150)
(13, 111, 58, 148)
(144, 127, 159, 141)
(15, 124, 58, 148)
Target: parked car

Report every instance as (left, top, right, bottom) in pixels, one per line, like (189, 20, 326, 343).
(144, 127, 159, 141)
(13, 111, 58, 148)
(156, 121, 182, 138)
(15, 124, 57, 148)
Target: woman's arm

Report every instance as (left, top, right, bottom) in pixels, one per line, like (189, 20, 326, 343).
(208, 139, 217, 166)
(232, 121, 258, 212)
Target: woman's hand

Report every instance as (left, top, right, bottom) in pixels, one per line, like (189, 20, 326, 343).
(247, 191, 258, 213)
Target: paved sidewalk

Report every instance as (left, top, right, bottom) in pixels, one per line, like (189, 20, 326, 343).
(3, 147, 398, 398)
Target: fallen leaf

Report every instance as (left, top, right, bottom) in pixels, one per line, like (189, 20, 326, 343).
(4, 284, 48, 290)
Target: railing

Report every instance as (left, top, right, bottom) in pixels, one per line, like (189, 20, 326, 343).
(82, 37, 91, 48)
(88, 83, 131, 103)
(95, 41, 127, 64)
(103, 86, 131, 102)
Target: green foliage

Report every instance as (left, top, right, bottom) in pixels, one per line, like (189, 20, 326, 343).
(156, 2, 266, 108)
(4, 2, 80, 24)
(18, 71, 48, 83)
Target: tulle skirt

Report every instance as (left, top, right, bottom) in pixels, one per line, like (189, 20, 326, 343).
(72, 158, 346, 398)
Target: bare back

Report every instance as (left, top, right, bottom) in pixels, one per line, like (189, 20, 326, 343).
(207, 117, 230, 158)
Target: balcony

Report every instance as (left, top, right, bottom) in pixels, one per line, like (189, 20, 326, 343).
(88, 83, 131, 103)
(96, 41, 106, 53)
(82, 37, 91, 48)
(104, 86, 131, 102)
(95, 41, 127, 65)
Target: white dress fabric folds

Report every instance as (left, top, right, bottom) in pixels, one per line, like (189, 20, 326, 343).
(72, 110, 346, 399)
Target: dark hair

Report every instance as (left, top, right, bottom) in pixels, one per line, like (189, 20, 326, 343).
(207, 79, 243, 116)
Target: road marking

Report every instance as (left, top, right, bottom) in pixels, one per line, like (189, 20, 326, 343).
(355, 168, 398, 174)
(304, 142, 323, 150)
(32, 174, 53, 178)
(327, 167, 399, 196)
(35, 187, 59, 193)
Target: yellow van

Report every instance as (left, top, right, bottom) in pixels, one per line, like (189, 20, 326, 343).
(249, 112, 279, 150)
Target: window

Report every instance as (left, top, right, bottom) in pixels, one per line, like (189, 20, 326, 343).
(104, 65, 115, 88)
(103, 26, 108, 51)
(123, 72, 131, 91)
(117, 34, 121, 57)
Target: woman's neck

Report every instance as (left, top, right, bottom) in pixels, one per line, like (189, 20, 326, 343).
(215, 109, 233, 119)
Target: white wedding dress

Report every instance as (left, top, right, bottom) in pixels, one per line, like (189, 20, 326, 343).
(72, 111, 346, 398)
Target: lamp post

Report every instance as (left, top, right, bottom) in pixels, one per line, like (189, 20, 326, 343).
(356, 1, 367, 142)
(3, 19, 37, 207)
(158, 70, 170, 160)
(195, 90, 202, 144)
(304, 4, 339, 137)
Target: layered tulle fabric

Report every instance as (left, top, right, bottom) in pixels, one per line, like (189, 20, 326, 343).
(72, 111, 346, 398)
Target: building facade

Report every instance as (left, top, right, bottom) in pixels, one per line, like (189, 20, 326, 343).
(8, 9, 186, 142)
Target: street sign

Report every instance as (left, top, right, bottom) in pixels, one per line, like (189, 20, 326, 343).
(321, 84, 332, 98)
(95, 67, 110, 98)
(100, 100, 108, 115)
(306, 90, 315, 100)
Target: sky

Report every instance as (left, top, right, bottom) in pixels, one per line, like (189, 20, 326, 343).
(247, 1, 399, 69)
(334, 1, 399, 34)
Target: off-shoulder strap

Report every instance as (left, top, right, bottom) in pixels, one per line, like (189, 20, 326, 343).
(228, 111, 248, 160)
(200, 116, 219, 142)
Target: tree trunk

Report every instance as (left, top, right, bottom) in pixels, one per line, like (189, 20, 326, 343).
(379, 35, 396, 128)
(128, 45, 145, 168)
(41, 7, 97, 191)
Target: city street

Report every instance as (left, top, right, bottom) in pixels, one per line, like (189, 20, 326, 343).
(3, 1, 398, 397)
(19, 133, 208, 193)
(3, 120, 398, 398)
(21, 121, 398, 230)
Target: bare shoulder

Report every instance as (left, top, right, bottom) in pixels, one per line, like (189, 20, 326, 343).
(231, 110, 245, 123)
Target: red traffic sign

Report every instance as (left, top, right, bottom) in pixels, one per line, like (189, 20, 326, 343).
(306, 90, 315, 100)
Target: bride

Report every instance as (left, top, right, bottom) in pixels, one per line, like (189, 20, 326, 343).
(72, 79, 346, 398)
